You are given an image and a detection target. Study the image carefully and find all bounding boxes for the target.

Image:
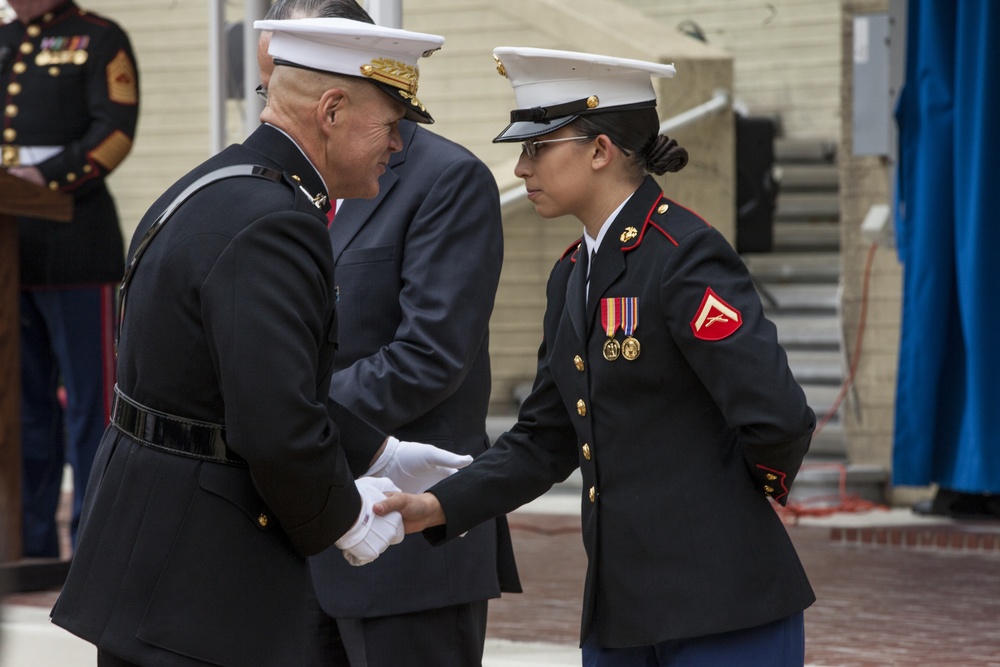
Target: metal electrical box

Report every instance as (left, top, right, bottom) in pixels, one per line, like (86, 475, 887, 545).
(853, 13, 892, 156)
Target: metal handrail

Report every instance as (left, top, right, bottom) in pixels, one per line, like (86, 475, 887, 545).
(498, 88, 731, 208)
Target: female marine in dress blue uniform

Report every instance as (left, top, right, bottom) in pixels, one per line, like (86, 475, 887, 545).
(380, 47, 817, 666)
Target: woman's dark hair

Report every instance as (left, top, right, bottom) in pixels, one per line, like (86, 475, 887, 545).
(571, 107, 688, 179)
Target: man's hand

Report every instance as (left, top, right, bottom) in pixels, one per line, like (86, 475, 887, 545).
(335, 477, 404, 566)
(374, 491, 447, 534)
(366, 436, 473, 493)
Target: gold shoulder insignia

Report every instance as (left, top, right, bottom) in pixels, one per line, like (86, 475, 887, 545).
(107, 49, 138, 105)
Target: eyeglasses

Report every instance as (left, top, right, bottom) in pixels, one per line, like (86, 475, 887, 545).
(520, 136, 596, 159)
(255, 84, 268, 101)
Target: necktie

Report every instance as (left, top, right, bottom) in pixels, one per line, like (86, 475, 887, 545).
(586, 249, 596, 305)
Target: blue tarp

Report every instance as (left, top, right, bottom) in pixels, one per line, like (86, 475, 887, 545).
(892, 0, 1000, 492)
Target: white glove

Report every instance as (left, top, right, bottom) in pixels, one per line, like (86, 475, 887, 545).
(365, 436, 474, 493)
(335, 477, 404, 566)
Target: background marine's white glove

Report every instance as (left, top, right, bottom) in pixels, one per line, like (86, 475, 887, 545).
(365, 436, 474, 493)
(335, 477, 404, 566)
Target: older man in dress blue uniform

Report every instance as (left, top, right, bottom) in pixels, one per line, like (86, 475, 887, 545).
(51, 18, 471, 667)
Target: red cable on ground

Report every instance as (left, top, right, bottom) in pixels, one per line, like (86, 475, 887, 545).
(815, 241, 879, 435)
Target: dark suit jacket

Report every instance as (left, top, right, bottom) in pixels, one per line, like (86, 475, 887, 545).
(51, 124, 384, 666)
(428, 176, 816, 648)
(309, 121, 520, 619)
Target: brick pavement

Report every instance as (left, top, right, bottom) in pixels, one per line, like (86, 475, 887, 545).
(5, 505, 1000, 666)
(488, 511, 1000, 666)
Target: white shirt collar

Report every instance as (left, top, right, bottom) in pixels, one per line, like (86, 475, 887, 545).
(264, 123, 328, 197)
(583, 192, 634, 257)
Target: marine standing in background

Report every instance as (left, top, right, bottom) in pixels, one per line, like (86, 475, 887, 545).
(0, 0, 138, 558)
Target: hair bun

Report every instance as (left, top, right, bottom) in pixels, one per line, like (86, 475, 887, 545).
(644, 134, 689, 176)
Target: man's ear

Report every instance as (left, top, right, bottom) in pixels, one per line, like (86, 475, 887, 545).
(319, 87, 347, 129)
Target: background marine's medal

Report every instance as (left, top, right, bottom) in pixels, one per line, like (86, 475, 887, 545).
(603, 337, 621, 361)
(621, 297, 640, 360)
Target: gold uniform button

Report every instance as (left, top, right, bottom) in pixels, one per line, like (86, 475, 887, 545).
(49, 66, 60, 76)
(257, 514, 269, 528)
(657, 203, 669, 215)
(588, 486, 596, 503)
(83, 164, 92, 173)
(574, 355, 584, 372)
(7, 82, 21, 96)
(766, 473, 778, 481)
(582, 443, 591, 460)
(3, 128, 15, 142)
(19, 42, 33, 55)
(27, 25, 41, 37)
(576, 399, 586, 417)
(13, 62, 26, 74)
(43, 12, 55, 21)
(48, 181, 58, 190)
(764, 485, 775, 495)
(5, 104, 18, 118)
(66, 172, 76, 183)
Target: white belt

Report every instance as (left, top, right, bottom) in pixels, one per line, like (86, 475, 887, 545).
(1, 145, 63, 166)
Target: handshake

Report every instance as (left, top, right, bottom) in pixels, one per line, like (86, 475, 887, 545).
(335, 437, 471, 566)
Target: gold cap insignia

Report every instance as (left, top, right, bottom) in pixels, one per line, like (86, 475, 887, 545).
(360, 58, 419, 95)
(586, 95, 600, 109)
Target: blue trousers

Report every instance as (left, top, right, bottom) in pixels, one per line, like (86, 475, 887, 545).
(582, 612, 805, 667)
(20, 285, 116, 558)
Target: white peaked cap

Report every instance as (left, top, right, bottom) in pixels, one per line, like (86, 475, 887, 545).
(491, 46, 676, 141)
(255, 17, 445, 123)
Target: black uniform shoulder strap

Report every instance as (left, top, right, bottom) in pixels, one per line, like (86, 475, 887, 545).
(117, 164, 284, 348)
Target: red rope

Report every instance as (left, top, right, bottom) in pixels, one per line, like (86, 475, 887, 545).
(815, 241, 879, 435)
(777, 242, 890, 524)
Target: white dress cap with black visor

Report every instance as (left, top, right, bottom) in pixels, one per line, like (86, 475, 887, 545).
(254, 17, 445, 123)
(492, 46, 676, 142)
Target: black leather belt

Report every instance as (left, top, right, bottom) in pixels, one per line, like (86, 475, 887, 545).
(111, 386, 245, 466)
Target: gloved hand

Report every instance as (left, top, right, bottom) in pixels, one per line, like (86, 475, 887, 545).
(335, 477, 404, 566)
(365, 436, 474, 493)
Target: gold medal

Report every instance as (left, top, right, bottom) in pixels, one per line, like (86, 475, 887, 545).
(603, 337, 621, 361)
(622, 336, 640, 361)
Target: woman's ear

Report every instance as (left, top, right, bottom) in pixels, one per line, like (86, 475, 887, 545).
(591, 134, 616, 171)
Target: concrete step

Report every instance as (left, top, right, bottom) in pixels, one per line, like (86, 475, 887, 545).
(776, 163, 840, 192)
(772, 221, 840, 253)
(758, 283, 839, 313)
(787, 349, 843, 386)
(775, 191, 840, 223)
(770, 313, 841, 349)
(808, 421, 847, 458)
(774, 137, 837, 164)
(743, 251, 841, 284)
(802, 384, 845, 424)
